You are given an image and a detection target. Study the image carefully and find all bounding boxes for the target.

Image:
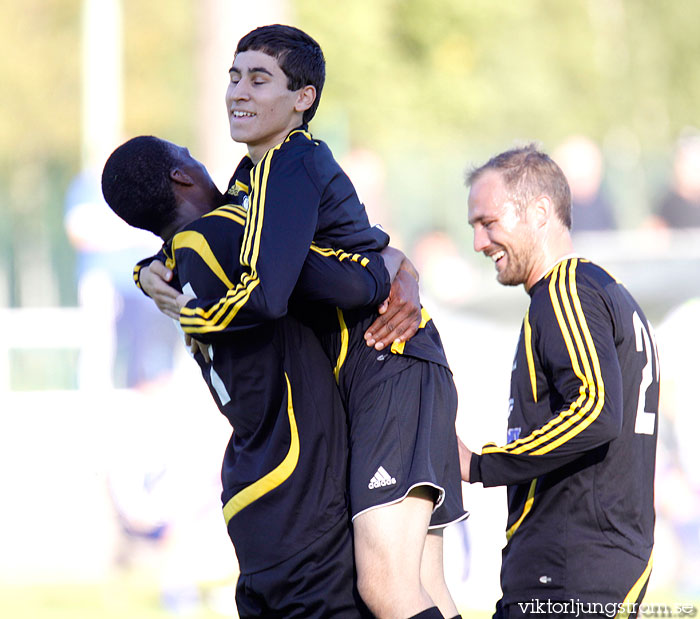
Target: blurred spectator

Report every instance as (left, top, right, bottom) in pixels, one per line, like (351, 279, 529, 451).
(651, 134, 700, 229)
(411, 228, 476, 307)
(106, 384, 236, 614)
(340, 147, 390, 228)
(64, 168, 180, 391)
(340, 146, 406, 249)
(553, 135, 617, 233)
(65, 169, 216, 611)
(655, 297, 700, 595)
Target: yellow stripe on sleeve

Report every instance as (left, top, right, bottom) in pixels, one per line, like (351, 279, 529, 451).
(207, 210, 246, 226)
(509, 261, 595, 454)
(309, 244, 372, 265)
(180, 132, 314, 335)
(248, 151, 275, 270)
(203, 205, 247, 226)
(482, 264, 585, 454)
(180, 147, 281, 333)
(533, 259, 605, 454)
(241, 153, 264, 268)
(171, 230, 235, 289)
(486, 260, 605, 456)
(523, 310, 537, 403)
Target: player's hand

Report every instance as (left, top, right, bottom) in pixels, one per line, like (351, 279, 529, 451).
(458, 437, 472, 482)
(184, 333, 211, 363)
(364, 269, 421, 350)
(176, 293, 194, 310)
(140, 261, 180, 319)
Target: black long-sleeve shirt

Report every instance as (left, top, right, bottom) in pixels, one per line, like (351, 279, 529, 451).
(470, 258, 659, 605)
(178, 127, 389, 341)
(150, 203, 388, 573)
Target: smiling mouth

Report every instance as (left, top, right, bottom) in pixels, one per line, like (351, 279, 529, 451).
(490, 250, 506, 264)
(232, 111, 255, 118)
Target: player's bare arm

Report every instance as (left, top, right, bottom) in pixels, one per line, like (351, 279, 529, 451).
(457, 437, 472, 483)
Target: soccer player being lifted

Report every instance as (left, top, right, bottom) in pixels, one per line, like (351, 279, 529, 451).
(138, 24, 467, 619)
(104, 135, 404, 616)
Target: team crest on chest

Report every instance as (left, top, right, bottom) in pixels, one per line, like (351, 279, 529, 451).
(228, 181, 250, 210)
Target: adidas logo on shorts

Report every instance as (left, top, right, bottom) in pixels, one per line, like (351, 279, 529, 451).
(368, 466, 397, 489)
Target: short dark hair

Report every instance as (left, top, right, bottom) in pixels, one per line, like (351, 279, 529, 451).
(466, 144, 573, 229)
(101, 136, 179, 236)
(236, 24, 325, 124)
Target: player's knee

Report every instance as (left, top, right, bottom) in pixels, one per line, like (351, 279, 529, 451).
(357, 560, 388, 606)
(356, 570, 381, 614)
(357, 560, 421, 617)
(356, 579, 397, 619)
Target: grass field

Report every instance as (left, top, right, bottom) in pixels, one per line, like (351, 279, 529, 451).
(6, 536, 696, 619)
(1, 571, 696, 619)
(0, 571, 232, 619)
(0, 570, 497, 619)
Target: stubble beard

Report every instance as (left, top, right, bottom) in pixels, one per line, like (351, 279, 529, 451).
(496, 241, 534, 288)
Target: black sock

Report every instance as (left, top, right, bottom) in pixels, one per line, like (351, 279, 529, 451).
(408, 608, 444, 619)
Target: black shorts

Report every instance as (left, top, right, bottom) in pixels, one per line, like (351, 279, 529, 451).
(235, 515, 372, 618)
(344, 354, 468, 528)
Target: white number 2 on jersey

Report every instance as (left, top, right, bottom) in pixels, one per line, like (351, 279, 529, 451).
(632, 311, 659, 435)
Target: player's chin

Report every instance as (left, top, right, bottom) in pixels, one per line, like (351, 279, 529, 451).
(496, 270, 521, 287)
(229, 124, 252, 143)
(229, 128, 247, 143)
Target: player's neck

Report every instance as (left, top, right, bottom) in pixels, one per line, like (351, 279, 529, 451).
(246, 122, 305, 165)
(525, 230, 575, 292)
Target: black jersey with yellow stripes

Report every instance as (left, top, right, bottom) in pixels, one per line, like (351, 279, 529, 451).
(149, 203, 388, 432)
(177, 126, 389, 342)
(153, 204, 390, 573)
(217, 315, 350, 574)
(226, 126, 388, 253)
(471, 257, 658, 605)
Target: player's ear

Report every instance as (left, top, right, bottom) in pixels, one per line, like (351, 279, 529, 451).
(294, 85, 316, 114)
(170, 168, 194, 186)
(532, 195, 551, 228)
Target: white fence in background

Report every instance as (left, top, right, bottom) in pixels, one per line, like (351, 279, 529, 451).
(0, 307, 91, 392)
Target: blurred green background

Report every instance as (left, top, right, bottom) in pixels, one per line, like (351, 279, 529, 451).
(2, 0, 700, 310)
(2, 1, 699, 617)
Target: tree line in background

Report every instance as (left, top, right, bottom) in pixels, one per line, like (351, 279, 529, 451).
(1, 0, 699, 306)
